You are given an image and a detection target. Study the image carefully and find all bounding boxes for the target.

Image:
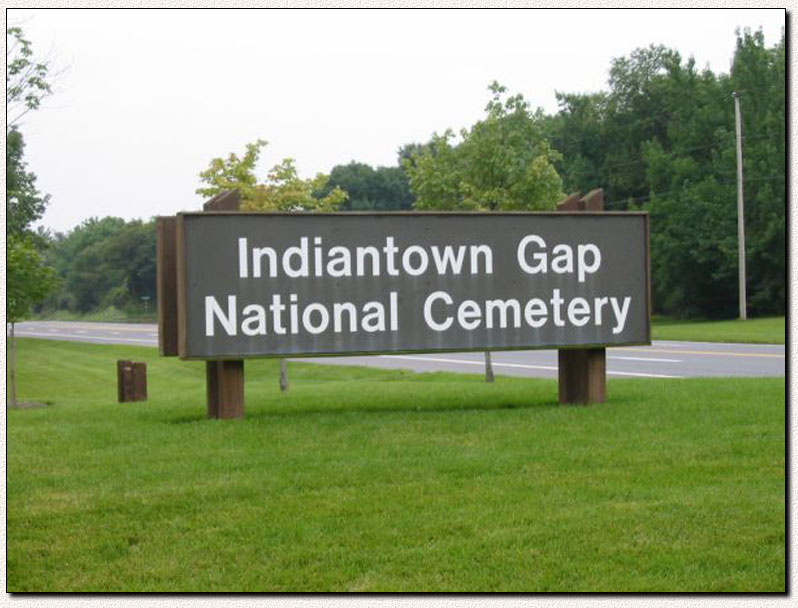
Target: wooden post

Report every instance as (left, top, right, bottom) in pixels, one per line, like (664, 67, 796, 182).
(556, 189, 607, 405)
(207, 360, 244, 419)
(558, 349, 606, 404)
(117, 360, 132, 402)
(203, 190, 246, 419)
(118, 360, 147, 402)
(132, 362, 147, 401)
(203, 190, 243, 212)
(156, 216, 179, 356)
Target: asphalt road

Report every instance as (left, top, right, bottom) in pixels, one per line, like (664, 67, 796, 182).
(11, 321, 785, 379)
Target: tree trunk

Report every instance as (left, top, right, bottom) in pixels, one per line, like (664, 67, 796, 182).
(484, 350, 495, 383)
(279, 358, 289, 392)
(9, 322, 17, 407)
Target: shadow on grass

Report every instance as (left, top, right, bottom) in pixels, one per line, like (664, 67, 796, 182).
(255, 398, 559, 420)
(168, 394, 560, 424)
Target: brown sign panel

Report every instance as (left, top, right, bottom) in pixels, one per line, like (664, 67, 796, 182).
(175, 212, 650, 360)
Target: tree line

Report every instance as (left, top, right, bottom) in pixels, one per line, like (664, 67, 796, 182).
(541, 29, 784, 318)
(10, 26, 785, 321)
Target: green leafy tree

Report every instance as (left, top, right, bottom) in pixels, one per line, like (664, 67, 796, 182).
(543, 45, 688, 207)
(641, 30, 785, 318)
(397, 142, 432, 168)
(44, 218, 156, 314)
(7, 127, 50, 238)
(6, 26, 53, 128)
(543, 29, 784, 318)
(324, 162, 413, 210)
(403, 131, 463, 209)
(7, 234, 58, 406)
(196, 139, 266, 204)
(7, 27, 52, 240)
(729, 28, 786, 316)
(403, 83, 564, 381)
(247, 158, 346, 212)
(543, 91, 610, 195)
(405, 82, 564, 211)
(48, 217, 127, 312)
(633, 54, 742, 318)
(196, 141, 347, 390)
(7, 235, 58, 325)
(6, 25, 60, 406)
(196, 140, 347, 211)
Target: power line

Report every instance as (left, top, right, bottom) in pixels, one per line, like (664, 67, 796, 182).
(602, 174, 785, 209)
(548, 97, 783, 154)
(559, 129, 784, 174)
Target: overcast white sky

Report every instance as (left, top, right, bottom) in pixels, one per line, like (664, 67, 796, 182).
(8, 7, 786, 234)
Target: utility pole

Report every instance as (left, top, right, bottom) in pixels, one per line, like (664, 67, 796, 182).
(733, 91, 747, 320)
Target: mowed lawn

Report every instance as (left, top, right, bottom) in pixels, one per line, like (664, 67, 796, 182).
(7, 339, 785, 592)
(652, 316, 785, 344)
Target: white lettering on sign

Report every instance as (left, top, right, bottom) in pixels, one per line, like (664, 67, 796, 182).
(190, 220, 644, 355)
(217, 235, 628, 336)
(517, 235, 602, 282)
(205, 292, 400, 337)
(421, 290, 632, 335)
(236, 237, 493, 279)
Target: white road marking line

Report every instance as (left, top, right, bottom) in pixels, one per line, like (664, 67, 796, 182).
(606, 370, 683, 379)
(37, 324, 157, 334)
(379, 355, 683, 379)
(618, 347, 783, 358)
(608, 356, 682, 363)
(15, 331, 156, 345)
(381, 354, 557, 372)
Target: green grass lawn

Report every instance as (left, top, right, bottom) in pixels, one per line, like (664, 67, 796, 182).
(7, 339, 785, 592)
(651, 316, 785, 344)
